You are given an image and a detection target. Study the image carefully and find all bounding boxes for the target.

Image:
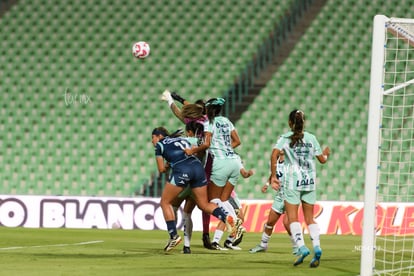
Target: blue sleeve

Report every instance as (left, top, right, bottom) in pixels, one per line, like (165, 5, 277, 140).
(155, 142, 163, 156)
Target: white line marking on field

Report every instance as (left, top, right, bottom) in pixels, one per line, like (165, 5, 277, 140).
(0, 240, 104, 250)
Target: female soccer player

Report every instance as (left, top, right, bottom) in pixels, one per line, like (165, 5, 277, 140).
(225, 153, 254, 248)
(270, 109, 330, 267)
(168, 121, 207, 254)
(184, 98, 242, 250)
(249, 151, 297, 254)
(161, 90, 214, 249)
(152, 127, 235, 252)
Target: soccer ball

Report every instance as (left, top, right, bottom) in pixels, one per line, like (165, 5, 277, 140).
(132, 41, 150, 59)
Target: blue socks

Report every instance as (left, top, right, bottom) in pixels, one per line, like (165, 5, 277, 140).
(212, 207, 227, 223)
(166, 220, 177, 239)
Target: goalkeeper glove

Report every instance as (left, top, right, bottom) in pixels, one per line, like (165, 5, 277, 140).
(171, 91, 186, 105)
(161, 90, 174, 106)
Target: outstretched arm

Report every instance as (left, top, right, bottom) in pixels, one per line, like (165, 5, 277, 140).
(170, 102, 185, 123)
(161, 90, 185, 123)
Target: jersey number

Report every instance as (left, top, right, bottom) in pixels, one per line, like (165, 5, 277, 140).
(174, 140, 190, 150)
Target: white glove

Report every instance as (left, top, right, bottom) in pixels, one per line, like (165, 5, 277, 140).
(161, 90, 174, 106)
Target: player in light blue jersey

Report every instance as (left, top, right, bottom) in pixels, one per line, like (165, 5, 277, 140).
(184, 98, 242, 250)
(270, 109, 330, 267)
(249, 151, 297, 254)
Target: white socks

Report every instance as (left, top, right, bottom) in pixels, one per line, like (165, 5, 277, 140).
(210, 198, 238, 244)
(221, 200, 237, 219)
(260, 232, 271, 248)
(289, 222, 321, 249)
(289, 234, 297, 248)
(210, 198, 237, 219)
(290, 222, 305, 248)
(183, 212, 193, 247)
(260, 223, 273, 247)
(213, 229, 224, 244)
(308, 223, 321, 248)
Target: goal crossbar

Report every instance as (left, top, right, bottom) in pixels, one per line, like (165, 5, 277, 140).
(388, 17, 414, 46)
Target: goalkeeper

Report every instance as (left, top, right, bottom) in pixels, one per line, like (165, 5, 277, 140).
(161, 90, 214, 249)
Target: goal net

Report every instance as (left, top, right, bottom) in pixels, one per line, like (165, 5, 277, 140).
(361, 15, 414, 276)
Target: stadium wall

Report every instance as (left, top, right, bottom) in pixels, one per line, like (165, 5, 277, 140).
(0, 195, 413, 236)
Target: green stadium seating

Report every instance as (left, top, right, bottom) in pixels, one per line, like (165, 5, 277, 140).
(233, 0, 413, 201)
(1, 0, 412, 201)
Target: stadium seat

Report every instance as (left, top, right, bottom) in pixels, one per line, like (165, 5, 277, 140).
(233, 0, 414, 200)
(1, 0, 412, 200)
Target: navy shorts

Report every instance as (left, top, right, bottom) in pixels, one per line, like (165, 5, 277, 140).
(169, 157, 207, 188)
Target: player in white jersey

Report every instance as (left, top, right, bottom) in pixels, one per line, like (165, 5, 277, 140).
(270, 109, 330, 267)
(184, 98, 242, 250)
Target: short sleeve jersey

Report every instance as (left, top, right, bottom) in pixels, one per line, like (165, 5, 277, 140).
(235, 154, 244, 170)
(274, 131, 322, 191)
(203, 116, 237, 159)
(184, 136, 199, 147)
(154, 136, 193, 167)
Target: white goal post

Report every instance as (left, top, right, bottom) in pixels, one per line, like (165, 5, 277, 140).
(361, 15, 414, 276)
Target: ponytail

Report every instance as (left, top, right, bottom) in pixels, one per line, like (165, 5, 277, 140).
(288, 109, 305, 148)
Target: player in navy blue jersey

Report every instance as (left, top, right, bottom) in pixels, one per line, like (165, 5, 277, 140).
(152, 127, 236, 252)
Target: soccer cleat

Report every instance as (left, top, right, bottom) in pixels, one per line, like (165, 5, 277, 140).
(249, 244, 267, 253)
(170, 91, 186, 104)
(232, 225, 246, 246)
(224, 240, 242, 250)
(202, 233, 213, 249)
(235, 218, 243, 229)
(310, 246, 322, 268)
(293, 245, 310, 266)
(164, 235, 182, 252)
(210, 242, 229, 251)
(183, 246, 191, 254)
(225, 216, 237, 238)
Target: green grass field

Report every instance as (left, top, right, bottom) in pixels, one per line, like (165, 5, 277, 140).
(0, 227, 362, 276)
